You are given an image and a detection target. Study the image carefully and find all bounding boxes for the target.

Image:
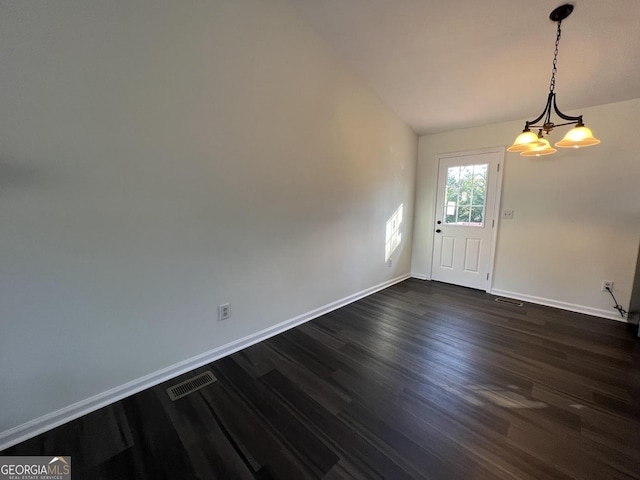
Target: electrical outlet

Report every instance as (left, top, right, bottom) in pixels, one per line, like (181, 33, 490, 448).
(601, 280, 614, 292)
(502, 210, 514, 220)
(218, 303, 231, 321)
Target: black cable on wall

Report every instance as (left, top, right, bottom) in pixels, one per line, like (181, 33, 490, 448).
(605, 286, 627, 318)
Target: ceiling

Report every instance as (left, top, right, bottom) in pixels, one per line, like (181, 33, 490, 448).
(285, 0, 640, 135)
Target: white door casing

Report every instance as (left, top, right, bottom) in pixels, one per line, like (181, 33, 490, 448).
(431, 148, 504, 291)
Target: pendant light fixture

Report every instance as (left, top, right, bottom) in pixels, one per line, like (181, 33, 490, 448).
(508, 4, 600, 156)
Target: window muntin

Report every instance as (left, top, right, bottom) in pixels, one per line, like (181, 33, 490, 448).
(444, 164, 488, 226)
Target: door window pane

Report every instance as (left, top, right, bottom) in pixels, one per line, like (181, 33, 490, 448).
(444, 164, 488, 226)
(470, 206, 483, 224)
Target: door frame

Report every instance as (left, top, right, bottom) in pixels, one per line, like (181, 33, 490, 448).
(429, 147, 505, 293)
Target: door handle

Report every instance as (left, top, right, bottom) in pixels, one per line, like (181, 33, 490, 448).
(436, 229, 442, 233)
(437, 220, 442, 224)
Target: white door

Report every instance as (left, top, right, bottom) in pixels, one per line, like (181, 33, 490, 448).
(431, 149, 503, 291)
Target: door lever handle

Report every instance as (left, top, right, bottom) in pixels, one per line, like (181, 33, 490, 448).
(435, 229, 442, 233)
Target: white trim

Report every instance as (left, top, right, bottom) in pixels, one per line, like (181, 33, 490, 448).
(486, 147, 505, 293)
(411, 273, 428, 280)
(0, 274, 411, 451)
(435, 146, 507, 160)
(491, 288, 628, 322)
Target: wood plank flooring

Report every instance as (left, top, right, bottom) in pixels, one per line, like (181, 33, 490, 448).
(3, 279, 640, 479)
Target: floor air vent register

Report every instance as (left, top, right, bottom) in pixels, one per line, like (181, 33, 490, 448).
(166, 370, 217, 401)
(495, 297, 524, 307)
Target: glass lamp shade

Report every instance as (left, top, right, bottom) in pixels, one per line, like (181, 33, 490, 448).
(520, 138, 557, 157)
(555, 125, 601, 148)
(507, 130, 546, 152)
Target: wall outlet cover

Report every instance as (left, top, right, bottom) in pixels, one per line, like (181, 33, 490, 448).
(219, 303, 231, 321)
(601, 281, 614, 292)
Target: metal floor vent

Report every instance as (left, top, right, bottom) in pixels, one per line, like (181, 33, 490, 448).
(495, 297, 524, 307)
(167, 370, 217, 401)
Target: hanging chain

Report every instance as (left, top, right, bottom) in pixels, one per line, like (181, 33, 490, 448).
(548, 20, 562, 93)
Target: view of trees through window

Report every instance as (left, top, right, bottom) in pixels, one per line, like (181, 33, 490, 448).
(444, 164, 488, 226)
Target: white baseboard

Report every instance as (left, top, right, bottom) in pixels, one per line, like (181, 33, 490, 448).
(490, 288, 628, 322)
(0, 274, 411, 451)
(411, 273, 428, 280)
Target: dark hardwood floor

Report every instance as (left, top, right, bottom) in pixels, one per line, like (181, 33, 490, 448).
(4, 279, 640, 479)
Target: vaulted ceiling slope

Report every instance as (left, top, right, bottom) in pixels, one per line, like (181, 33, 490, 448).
(285, 0, 640, 135)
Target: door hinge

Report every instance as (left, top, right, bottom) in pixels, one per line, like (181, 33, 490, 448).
(497, 163, 500, 172)
(486, 273, 489, 280)
(492, 219, 495, 227)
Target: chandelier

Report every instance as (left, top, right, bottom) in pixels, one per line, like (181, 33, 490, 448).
(508, 4, 600, 157)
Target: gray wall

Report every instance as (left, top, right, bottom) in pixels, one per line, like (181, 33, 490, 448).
(0, 0, 417, 435)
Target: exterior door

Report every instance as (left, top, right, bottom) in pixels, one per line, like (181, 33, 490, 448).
(431, 149, 503, 291)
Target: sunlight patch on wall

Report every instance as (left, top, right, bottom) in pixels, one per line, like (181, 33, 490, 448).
(385, 204, 403, 262)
